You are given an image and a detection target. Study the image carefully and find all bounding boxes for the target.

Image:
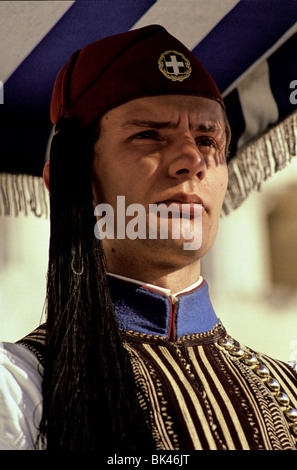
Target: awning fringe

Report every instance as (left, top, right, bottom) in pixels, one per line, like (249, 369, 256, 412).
(223, 110, 297, 215)
(0, 173, 48, 217)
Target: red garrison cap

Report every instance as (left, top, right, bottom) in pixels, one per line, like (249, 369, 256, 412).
(50, 25, 224, 127)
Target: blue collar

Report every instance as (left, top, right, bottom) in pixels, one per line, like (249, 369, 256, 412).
(107, 276, 218, 341)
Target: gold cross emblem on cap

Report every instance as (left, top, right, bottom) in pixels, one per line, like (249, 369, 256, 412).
(158, 50, 192, 82)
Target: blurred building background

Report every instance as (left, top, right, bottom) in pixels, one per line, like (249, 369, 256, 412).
(1, 158, 297, 362)
(203, 157, 297, 361)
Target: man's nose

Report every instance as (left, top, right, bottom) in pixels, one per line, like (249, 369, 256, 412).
(167, 133, 207, 180)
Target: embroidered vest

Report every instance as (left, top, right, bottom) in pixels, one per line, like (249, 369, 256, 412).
(17, 321, 297, 450)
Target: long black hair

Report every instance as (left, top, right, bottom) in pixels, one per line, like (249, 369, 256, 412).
(38, 118, 154, 451)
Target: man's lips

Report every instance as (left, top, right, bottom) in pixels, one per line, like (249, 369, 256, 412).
(155, 193, 207, 214)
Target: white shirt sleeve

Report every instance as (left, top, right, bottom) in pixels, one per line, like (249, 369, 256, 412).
(0, 342, 43, 450)
(288, 360, 297, 373)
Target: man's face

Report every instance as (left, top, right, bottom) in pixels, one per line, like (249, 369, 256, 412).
(92, 95, 228, 270)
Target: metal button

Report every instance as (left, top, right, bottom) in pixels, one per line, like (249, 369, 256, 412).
(254, 363, 270, 378)
(266, 377, 281, 393)
(276, 391, 290, 407)
(241, 354, 259, 366)
(285, 407, 297, 422)
(229, 346, 245, 357)
(218, 337, 233, 350)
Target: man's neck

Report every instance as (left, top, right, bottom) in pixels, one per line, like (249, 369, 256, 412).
(105, 251, 201, 293)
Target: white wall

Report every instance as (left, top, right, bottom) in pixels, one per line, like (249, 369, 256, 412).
(0, 211, 49, 341)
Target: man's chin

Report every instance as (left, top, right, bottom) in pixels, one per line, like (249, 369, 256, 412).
(138, 236, 205, 262)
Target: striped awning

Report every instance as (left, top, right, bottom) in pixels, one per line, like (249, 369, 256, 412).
(0, 0, 296, 216)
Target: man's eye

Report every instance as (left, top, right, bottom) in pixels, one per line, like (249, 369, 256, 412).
(196, 137, 217, 148)
(134, 130, 157, 140)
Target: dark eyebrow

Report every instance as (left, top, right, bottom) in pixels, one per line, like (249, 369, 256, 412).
(193, 123, 220, 133)
(120, 119, 221, 133)
(120, 119, 176, 130)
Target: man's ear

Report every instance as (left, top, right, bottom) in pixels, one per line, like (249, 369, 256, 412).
(43, 160, 50, 192)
